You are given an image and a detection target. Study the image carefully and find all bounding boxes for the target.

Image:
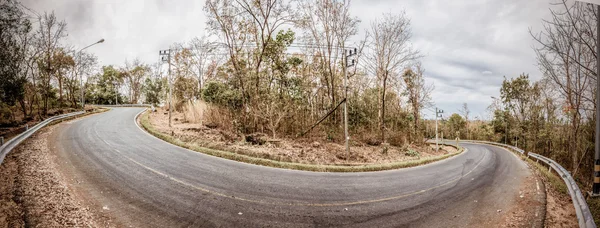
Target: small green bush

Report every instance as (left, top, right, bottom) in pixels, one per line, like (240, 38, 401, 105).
(405, 148, 420, 157)
(202, 81, 243, 109)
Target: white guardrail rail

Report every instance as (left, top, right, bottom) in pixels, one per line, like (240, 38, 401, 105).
(459, 140, 596, 228)
(0, 111, 84, 165)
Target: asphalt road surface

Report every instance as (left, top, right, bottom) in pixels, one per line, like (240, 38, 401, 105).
(51, 108, 532, 227)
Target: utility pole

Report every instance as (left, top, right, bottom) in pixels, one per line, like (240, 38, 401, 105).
(343, 47, 357, 160)
(595, 3, 600, 195)
(160, 49, 173, 127)
(435, 108, 443, 152)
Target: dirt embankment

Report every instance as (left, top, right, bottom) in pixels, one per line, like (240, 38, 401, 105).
(0, 126, 96, 227)
(524, 158, 578, 228)
(541, 174, 578, 227)
(147, 107, 457, 166)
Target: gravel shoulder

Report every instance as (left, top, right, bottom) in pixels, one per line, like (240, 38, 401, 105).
(0, 125, 97, 227)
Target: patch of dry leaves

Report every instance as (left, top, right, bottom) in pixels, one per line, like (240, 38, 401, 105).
(0, 126, 96, 228)
(544, 181, 578, 227)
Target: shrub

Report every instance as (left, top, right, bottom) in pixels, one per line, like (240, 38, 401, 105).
(405, 148, 420, 157)
(202, 81, 243, 110)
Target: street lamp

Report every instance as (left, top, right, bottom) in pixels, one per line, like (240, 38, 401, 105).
(76, 38, 104, 111)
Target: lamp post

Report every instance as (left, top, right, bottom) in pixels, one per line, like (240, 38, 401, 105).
(76, 38, 104, 111)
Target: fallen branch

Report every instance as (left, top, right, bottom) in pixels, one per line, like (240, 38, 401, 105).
(297, 98, 346, 138)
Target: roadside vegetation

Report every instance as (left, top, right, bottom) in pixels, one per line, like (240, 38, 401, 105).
(139, 109, 462, 172)
(0, 0, 147, 140)
(418, 1, 598, 223)
(2, 0, 599, 222)
(2, 0, 438, 161)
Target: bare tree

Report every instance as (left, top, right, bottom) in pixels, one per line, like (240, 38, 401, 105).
(403, 62, 432, 143)
(35, 12, 68, 115)
(365, 12, 419, 143)
(72, 51, 98, 106)
(204, 0, 249, 100)
(122, 58, 149, 104)
(531, 0, 596, 173)
(297, 0, 359, 123)
(189, 36, 221, 92)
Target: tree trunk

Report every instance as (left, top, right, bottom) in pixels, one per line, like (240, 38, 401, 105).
(19, 100, 27, 118)
(380, 71, 388, 143)
(413, 99, 419, 143)
(58, 76, 63, 108)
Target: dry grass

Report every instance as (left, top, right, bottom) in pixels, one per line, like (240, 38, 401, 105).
(180, 100, 206, 124)
(138, 110, 464, 172)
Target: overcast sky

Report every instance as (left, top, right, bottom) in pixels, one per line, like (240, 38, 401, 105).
(21, 0, 556, 120)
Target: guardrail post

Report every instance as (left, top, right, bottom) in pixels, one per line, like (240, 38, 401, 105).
(0, 137, 3, 146)
(25, 124, 28, 131)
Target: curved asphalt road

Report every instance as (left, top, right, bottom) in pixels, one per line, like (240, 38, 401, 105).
(51, 108, 532, 227)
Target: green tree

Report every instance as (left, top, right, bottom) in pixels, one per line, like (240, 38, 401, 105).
(500, 74, 533, 123)
(143, 77, 164, 105)
(447, 113, 466, 139)
(0, 0, 31, 119)
(52, 48, 75, 107)
(87, 66, 123, 104)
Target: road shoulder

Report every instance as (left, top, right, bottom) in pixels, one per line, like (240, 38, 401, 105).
(0, 125, 97, 227)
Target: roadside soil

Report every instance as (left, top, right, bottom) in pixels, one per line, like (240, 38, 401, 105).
(494, 154, 578, 228)
(496, 172, 546, 227)
(536, 169, 578, 227)
(147, 107, 458, 165)
(0, 125, 97, 227)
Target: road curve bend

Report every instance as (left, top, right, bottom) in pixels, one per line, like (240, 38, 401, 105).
(51, 108, 534, 227)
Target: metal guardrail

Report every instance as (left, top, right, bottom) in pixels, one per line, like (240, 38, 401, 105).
(0, 111, 84, 165)
(460, 140, 596, 228)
